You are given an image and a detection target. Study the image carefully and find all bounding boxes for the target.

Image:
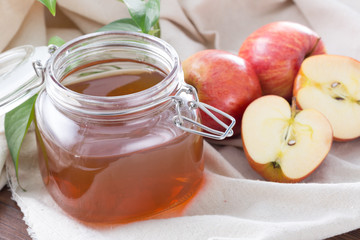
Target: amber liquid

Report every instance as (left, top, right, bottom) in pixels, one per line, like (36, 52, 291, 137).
(35, 68, 204, 224)
(66, 70, 165, 96)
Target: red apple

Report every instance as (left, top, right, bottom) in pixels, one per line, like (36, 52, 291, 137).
(182, 49, 262, 135)
(293, 54, 360, 141)
(241, 95, 333, 183)
(239, 21, 326, 101)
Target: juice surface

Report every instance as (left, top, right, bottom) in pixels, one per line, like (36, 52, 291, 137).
(66, 70, 165, 96)
(35, 68, 204, 224)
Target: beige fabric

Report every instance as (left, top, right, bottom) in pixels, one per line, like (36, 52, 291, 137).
(1, 0, 360, 239)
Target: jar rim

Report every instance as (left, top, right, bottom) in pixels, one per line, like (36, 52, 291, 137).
(45, 31, 182, 115)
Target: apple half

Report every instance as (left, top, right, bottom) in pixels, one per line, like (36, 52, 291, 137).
(294, 55, 360, 141)
(241, 95, 333, 183)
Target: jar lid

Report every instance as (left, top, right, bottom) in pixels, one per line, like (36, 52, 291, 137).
(0, 45, 50, 115)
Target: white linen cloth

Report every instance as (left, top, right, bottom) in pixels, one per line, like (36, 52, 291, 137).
(1, 0, 360, 239)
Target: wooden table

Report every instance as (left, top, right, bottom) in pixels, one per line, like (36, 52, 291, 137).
(0, 187, 31, 240)
(1, 187, 359, 240)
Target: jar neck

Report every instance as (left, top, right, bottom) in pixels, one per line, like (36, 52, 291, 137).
(44, 31, 183, 117)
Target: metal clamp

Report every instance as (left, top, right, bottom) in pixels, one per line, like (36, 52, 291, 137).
(31, 45, 59, 85)
(173, 84, 235, 140)
(32, 60, 44, 78)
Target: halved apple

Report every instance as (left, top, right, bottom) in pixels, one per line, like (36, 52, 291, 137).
(241, 95, 333, 183)
(294, 54, 360, 141)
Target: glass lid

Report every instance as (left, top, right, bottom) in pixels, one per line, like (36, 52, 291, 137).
(0, 45, 50, 115)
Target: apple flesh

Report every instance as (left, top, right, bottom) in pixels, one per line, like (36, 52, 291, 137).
(239, 21, 326, 101)
(182, 49, 262, 135)
(293, 54, 360, 141)
(241, 95, 333, 183)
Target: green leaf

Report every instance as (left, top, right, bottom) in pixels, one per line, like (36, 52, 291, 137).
(148, 21, 161, 37)
(5, 94, 38, 190)
(37, 0, 57, 16)
(97, 18, 142, 33)
(121, 0, 160, 34)
(48, 35, 65, 47)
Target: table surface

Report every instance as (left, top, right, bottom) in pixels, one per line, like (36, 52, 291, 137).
(1, 187, 359, 240)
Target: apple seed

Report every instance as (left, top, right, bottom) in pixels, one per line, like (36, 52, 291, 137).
(334, 97, 345, 101)
(287, 139, 296, 146)
(331, 81, 341, 88)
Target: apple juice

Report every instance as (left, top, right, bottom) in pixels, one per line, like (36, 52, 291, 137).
(66, 69, 165, 96)
(35, 65, 204, 224)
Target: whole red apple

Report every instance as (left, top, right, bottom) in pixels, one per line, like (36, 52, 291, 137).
(182, 49, 262, 135)
(239, 21, 326, 101)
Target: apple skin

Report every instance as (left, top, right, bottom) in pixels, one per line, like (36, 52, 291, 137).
(238, 21, 326, 101)
(243, 145, 321, 183)
(182, 49, 262, 135)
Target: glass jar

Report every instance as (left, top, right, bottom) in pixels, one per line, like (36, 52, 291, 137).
(34, 31, 205, 224)
(0, 31, 234, 225)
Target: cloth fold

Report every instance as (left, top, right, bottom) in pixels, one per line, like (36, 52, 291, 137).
(1, 0, 360, 239)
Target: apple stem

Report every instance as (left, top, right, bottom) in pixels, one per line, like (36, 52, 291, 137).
(284, 126, 296, 146)
(283, 97, 298, 146)
(306, 37, 321, 58)
(291, 97, 298, 119)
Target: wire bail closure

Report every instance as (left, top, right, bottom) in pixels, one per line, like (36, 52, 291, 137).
(0, 45, 51, 115)
(172, 84, 235, 140)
